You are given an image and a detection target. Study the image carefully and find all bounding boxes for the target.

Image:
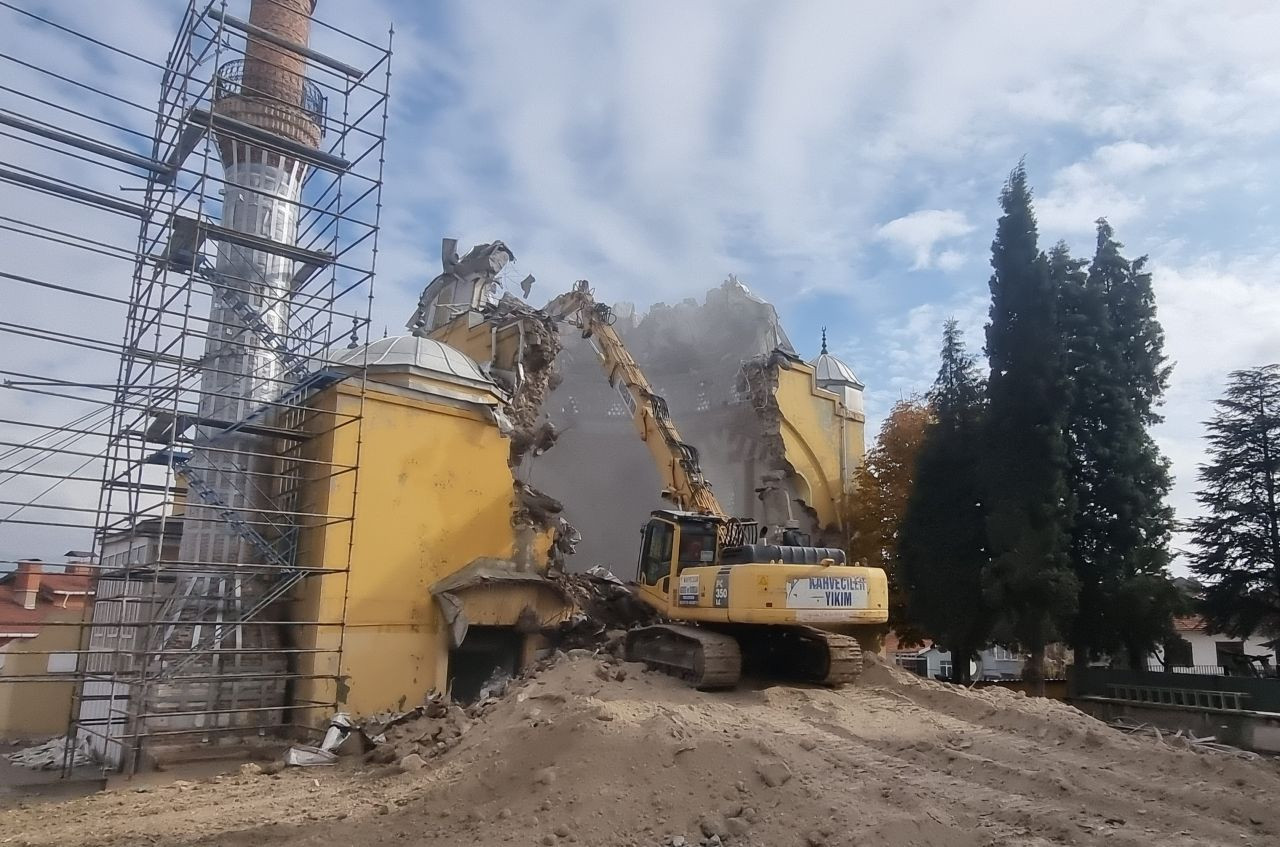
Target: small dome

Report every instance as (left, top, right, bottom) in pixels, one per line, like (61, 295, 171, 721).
(811, 351, 864, 389)
(809, 327, 864, 390)
(332, 335, 493, 389)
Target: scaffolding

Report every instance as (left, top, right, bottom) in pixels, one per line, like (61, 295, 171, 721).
(0, 1, 390, 774)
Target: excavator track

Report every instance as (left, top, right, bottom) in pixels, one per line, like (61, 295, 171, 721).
(797, 627, 864, 686)
(742, 626, 864, 686)
(625, 624, 742, 690)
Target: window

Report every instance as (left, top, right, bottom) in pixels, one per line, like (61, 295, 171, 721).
(47, 653, 77, 673)
(639, 520, 674, 585)
(1163, 636, 1193, 668)
(677, 524, 717, 569)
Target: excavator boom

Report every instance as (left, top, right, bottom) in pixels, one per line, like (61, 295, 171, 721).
(545, 282, 736, 529)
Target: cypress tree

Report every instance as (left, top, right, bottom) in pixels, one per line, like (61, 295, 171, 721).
(1190, 365, 1280, 637)
(900, 319, 990, 683)
(982, 163, 1077, 694)
(1061, 222, 1177, 668)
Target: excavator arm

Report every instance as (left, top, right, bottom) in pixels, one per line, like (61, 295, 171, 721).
(544, 281, 726, 519)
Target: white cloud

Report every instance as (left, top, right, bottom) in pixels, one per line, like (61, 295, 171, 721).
(1037, 154, 1151, 237)
(1149, 256, 1280, 570)
(1093, 141, 1175, 175)
(875, 210, 976, 271)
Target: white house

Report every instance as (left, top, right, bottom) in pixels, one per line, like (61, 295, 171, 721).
(884, 632, 1025, 680)
(1149, 616, 1277, 674)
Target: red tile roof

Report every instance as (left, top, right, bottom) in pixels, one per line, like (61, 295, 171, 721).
(1174, 615, 1205, 633)
(38, 573, 93, 595)
(0, 571, 93, 642)
(0, 584, 46, 638)
(883, 630, 932, 654)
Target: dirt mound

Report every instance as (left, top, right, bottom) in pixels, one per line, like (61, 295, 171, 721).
(5, 654, 1280, 846)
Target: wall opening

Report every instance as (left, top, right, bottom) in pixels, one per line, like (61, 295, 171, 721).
(448, 626, 523, 704)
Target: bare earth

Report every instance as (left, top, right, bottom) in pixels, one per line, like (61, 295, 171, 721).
(2, 655, 1278, 847)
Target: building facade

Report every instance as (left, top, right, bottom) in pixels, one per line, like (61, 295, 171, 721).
(0, 558, 94, 735)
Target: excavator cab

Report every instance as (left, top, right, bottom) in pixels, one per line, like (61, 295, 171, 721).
(636, 512, 720, 600)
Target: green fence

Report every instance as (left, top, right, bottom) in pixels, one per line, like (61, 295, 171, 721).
(1071, 667, 1280, 714)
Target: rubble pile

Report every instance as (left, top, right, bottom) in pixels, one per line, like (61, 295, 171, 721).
(360, 691, 477, 767)
(7, 653, 1280, 847)
(4, 735, 94, 771)
(550, 566, 659, 649)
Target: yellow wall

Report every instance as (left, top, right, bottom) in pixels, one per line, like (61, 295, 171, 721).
(291, 380, 527, 724)
(773, 361, 866, 530)
(429, 317, 524, 370)
(0, 610, 82, 735)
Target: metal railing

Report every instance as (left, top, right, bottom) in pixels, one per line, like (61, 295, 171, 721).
(1146, 664, 1228, 676)
(213, 59, 326, 133)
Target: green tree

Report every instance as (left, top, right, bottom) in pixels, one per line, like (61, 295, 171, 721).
(981, 163, 1077, 694)
(1190, 365, 1280, 637)
(1059, 223, 1177, 668)
(900, 319, 990, 683)
(845, 399, 932, 634)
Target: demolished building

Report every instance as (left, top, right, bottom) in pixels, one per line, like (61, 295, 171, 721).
(416, 245, 869, 575)
(530, 277, 867, 570)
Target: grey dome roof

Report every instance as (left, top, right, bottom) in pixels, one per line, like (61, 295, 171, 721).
(810, 351, 864, 390)
(332, 335, 493, 389)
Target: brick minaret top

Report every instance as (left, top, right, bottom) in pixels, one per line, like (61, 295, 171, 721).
(214, 0, 323, 158)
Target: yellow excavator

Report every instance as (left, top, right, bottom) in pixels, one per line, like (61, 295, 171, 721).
(545, 282, 888, 688)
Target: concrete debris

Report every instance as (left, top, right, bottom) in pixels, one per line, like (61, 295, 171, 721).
(1107, 717, 1263, 760)
(284, 745, 336, 767)
(585, 564, 623, 584)
(357, 688, 481, 764)
(514, 482, 564, 526)
(551, 570, 659, 650)
(398, 752, 427, 772)
(478, 666, 512, 701)
(508, 420, 559, 464)
(284, 711, 354, 767)
(755, 758, 793, 787)
(479, 294, 564, 466)
(4, 735, 94, 770)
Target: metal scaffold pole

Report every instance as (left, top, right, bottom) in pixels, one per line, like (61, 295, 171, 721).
(0, 0, 389, 775)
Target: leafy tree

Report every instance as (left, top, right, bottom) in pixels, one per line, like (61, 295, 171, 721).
(1190, 365, 1280, 637)
(1059, 223, 1177, 668)
(900, 319, 990, 683)
(981, 163, 1077, 694)
(845, 398, 931, 634)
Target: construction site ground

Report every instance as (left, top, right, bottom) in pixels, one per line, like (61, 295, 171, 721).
(3, 654, 1278, 847)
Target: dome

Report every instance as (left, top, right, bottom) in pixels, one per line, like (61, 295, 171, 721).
(332, 335, 494, 390)
(809, 329, 864, 390)
(811, 352, 864, 389)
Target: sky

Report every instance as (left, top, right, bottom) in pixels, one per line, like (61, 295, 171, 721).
(1, 0, 1279, 570)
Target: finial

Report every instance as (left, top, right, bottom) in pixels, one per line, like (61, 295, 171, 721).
(820, 326, 828, 355)
(382, 324, 388, 339)
(347, 315, 360, 349)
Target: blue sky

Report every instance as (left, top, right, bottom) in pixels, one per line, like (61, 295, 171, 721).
(2, 1, 1279, 567)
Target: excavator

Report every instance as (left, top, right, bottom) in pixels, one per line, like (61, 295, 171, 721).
(545, 282, 888, 689)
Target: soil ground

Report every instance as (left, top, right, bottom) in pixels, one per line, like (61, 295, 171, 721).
(2, 654, 1278, 847)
